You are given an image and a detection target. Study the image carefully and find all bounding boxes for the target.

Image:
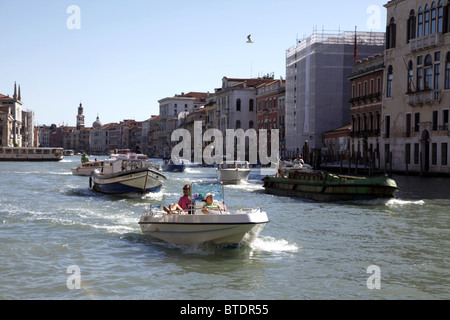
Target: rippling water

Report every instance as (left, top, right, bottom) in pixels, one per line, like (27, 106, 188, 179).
(1, 157, 449, 300)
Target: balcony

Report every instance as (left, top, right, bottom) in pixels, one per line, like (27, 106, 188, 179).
(409, 33, 443, 52)
(407, 90, 441, 106)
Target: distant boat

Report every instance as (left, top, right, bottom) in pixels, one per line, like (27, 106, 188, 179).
(217, 161, 251, 184)
(162, 159, 186, 172)
(63, 149, 74, 156)
(262, 164, 399, 202)
(90, 158, 166, 194)
(0, 147, 64, 162)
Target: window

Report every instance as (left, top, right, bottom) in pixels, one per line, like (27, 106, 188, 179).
(443, 109, 449, 130)
(249, 120, 254, 129)
(432, 143, 437, 165)
(433, 110, 438, 131)
(417, 67, 423, 91)
(386, 17, 396, 49)
(407, 10, 416, 42)
(249, 99, 254, 112)
(424, 54, 433, 89)
(405, 143, 411, 165)
(236, 120, 241, 129)
(431, 2, 437, 34)
(424, 4, 430, 36)
(387, 66, 393, 97)
(434, 51, 441, 89)
(414, 143, 420, 164)
(442, 143, 448, 165)
(236, 99, 241, 111)
(438, 0, 444, 32)
(385, 115, 391, 138)
(415, 112, 421, 132)
(445, 52, 450, 89)
(408, 60, 414, 92)
(406, 113, 412, 137)
(418, 6, 424, 37)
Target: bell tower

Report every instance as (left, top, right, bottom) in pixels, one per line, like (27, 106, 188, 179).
(76, 102, 85, 130)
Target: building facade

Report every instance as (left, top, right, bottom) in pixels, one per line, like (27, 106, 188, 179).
(383, 0, 450, 174)
(256, 79, 286, 157)
(348, 53, 384, 168)
(285, 31, 385, 161)
(0, 83, 34, 147)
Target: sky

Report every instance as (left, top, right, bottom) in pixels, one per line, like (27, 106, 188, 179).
(0, 0, 387, 127)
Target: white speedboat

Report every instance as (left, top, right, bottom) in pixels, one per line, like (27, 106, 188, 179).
(90, 158, 166, 194)
(72, 160, 104, 176)
(217, 161, 251, 184)
(139, 181, 269, 247)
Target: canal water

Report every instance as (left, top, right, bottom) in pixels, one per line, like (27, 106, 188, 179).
(0, 157, 449, 300)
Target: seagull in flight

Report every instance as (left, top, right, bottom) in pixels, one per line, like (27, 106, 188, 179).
(247, 34, 254, 43)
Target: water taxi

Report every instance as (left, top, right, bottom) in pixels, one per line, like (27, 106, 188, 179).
(217, 161, 251, 184)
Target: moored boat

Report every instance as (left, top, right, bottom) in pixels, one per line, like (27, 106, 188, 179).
(217, 161, 251, 184)
(139, 181, 269, 246)
(0, 147, 64, 162)
(262, 165, 399, 202)
(90, 158, 166, 194)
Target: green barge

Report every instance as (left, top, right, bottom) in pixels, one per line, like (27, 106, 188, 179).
(262, 167, 399, 202)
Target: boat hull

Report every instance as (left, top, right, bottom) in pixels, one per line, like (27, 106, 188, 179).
(139, 210, 268, 246)
(91, 168, 165, 194)
(262, 173, 399, 202)
(217, 169, 251, 184)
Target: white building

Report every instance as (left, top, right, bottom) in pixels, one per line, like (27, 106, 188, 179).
(0, 83, 25, 147)
(285, 31, 385, 160)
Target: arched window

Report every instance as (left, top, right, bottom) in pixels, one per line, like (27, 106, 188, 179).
(387, 65, 393, 97)
(386, 17, 396, 49)
(424, 4, 430, 36)
(407, 10, 416, 42)
(236, 99, 241, 111)
(418, 6, 424, 37)
(431, 2, 437, 34)
(438, 0, 444, 32)
(249, 120, 254, 129)
(236, 120, 241, 129)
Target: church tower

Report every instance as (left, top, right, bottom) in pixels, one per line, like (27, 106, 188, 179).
(76, 102, 85, 130)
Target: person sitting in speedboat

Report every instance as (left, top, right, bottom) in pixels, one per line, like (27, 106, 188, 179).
(163, 185, 192, 215)
(202, 193, 225, 214)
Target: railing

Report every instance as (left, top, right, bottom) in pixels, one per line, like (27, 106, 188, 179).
(409, 33, 443, 51)
(407, 90, 441, 106)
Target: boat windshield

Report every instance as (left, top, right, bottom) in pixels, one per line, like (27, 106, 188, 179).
(191, 182, 224, 202)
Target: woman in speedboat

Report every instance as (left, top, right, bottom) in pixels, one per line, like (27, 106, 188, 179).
(202, 193, 225, 214)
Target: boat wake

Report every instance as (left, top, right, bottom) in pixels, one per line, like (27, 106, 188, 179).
(386, 198, 425, 207)
(249, 236, 300, 253)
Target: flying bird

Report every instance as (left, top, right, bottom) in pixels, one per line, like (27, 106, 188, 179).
(247, 34, 254, 43)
